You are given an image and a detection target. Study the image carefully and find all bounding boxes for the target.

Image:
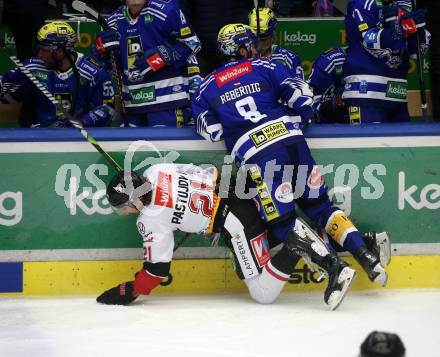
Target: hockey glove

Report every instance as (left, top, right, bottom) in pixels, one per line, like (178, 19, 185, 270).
(48, 117, 71, 128)
(133, 45, 181, 76)
(383, 5, 399, 23)
(188, 75, 203, 97)
(95, 29, 120, 58)
(0, 84, 21, 104)
(398, 8, 418, 36)
(96, 281, 138, 305)
(80, 104, 115, 126)
(284, 77, 314, 120)
(411, 8, 427, 30)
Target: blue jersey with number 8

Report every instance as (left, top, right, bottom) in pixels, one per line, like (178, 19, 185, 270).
(191, 58, 314, 165)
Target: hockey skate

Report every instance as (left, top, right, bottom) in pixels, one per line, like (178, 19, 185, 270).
(321, 255, 356, 311)
(354, 246, 388, 287)
(362, 232, 391, 267)
(287, 218, 356, 310)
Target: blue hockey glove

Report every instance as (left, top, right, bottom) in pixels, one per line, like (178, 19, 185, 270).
(95, 29, 120, 58)
(133, 45, 181, 76)
(412, 8, 427, 29)
(383, 6, 409, 39)
(285, 78, 314, 106)
(0, 78, 21, 103)
(188, 75, 203, 97)
(288, 78, 314, 120)
(82, 104, 115, 126)
(48, 117, 71, 128)
(383, 5, 398, 23)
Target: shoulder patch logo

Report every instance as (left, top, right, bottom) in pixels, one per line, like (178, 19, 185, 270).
(144, 14, 153, 23)
(180, 26, 191, 36)
(358, 23, 369, 31)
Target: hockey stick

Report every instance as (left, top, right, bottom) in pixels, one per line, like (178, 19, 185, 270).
(71, 0, 128, 126)
(9, 56, 123, 172)
(253, 0, 262, 57)
(410, 0, 429, 122)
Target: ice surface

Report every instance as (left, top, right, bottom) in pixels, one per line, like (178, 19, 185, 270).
(0, 289, 439, 357)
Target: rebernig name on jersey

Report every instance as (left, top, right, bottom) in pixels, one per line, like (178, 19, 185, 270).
(219, 82, 262, 104)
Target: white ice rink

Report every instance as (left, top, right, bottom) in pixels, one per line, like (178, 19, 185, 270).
(1, 289, 439, 357)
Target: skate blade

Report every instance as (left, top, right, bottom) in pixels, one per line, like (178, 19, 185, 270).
(376, 232, 391, 266)
(327, 267, 356, 311)
(372, 264, 388, 287)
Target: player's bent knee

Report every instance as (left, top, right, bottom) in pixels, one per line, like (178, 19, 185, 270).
(249, 289, 278, 304)
(245, 277, 281, 304)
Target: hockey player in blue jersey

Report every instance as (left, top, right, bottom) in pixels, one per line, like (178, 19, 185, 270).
(191, 24, 390, 290)
(248, 7, 304, 79)
(94, 0, 201, 127)
(342, 0, 430, 123)
(0, 21, 115, 128)
(308, 47, 346, 123)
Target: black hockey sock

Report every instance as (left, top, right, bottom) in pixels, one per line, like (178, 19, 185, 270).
(270, 246, 301, 276)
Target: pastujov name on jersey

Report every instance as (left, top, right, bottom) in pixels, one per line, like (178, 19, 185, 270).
(250, 121, 290, 148)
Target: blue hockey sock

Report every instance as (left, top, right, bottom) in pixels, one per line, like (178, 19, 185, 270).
(342, 231, 366, 255)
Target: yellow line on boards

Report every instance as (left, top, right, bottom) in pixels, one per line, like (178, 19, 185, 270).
(1, 256, 439, 296)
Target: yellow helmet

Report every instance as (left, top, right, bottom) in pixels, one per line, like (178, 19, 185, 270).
(217, 24, 256, 56)
(248, 7, 278, 38)
(36, 21, 77, 51)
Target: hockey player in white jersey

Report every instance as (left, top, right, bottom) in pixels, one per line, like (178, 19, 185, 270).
(97, 164, 356, 310)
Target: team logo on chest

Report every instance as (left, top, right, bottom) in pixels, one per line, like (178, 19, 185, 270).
(54, 93, 72, 117)
(144, 14, 153, 23)
(127, 35, 143, 68)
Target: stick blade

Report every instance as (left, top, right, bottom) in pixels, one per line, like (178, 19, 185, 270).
(72, 0, 99, 20)
(72, 0, 87, 13)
